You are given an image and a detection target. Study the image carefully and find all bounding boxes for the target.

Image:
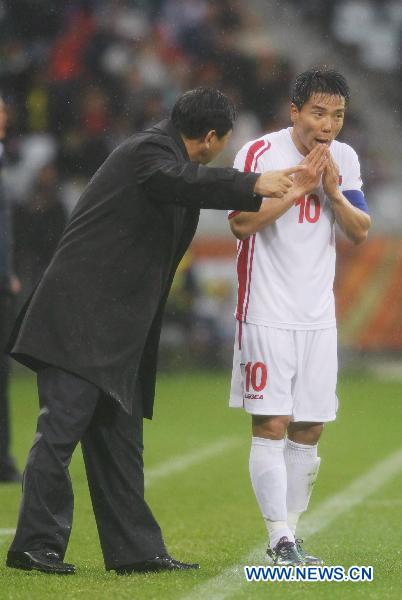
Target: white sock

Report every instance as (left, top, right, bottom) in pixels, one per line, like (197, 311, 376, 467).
(287, 511, 301, 537)
(249, 436, 294, 549)
(284, 438, 321, 536)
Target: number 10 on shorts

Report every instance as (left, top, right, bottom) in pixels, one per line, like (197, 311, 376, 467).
(245, 362, 268, 392)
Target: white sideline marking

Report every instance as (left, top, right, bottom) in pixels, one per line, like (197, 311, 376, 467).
(365, 498, 402, 507)
(0, 529, 16, 536)
(146, 437, 240, 486)
(182, 446, 402, 600)
(0, 437, 240, 545)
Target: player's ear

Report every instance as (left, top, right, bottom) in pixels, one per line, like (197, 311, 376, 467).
(290, 103, 299, 124)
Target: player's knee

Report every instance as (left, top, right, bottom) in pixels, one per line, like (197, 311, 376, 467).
(252, 415, 290, 440)
(287, 421, 324, 445)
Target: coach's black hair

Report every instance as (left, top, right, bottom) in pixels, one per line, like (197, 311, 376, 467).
(291, 68, 350, 109)
(171, 87, 236, 139)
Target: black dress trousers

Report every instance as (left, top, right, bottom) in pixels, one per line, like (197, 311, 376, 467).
(9, 367, 166, 569)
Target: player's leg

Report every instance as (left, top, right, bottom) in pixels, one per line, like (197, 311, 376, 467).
(251, 415, 297, 554)
(7, 367, 99, 571)
(285, 421, 323, 564)
(230, 323, 301, 563)
(285, 420, 323, 537)
(80, 392, 168, 571)
(285, 328, 338, 563)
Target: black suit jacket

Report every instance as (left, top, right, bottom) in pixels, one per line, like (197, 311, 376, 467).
(8, 119, 261, 417)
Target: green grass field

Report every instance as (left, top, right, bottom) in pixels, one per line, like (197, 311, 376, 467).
(0, 369, 401, 599)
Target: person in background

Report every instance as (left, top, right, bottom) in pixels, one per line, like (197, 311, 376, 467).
(0, 94, 21, 483)
(13, 163, 66, 305)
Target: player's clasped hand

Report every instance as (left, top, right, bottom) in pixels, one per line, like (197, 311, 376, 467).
(292, 143, 329, 197)
(322, 154, 340, 199)
(255, 165, 305, 198)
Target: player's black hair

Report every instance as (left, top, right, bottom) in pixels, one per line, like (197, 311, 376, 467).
(171, 87, 236, 139)
(291, 68, 350, 109)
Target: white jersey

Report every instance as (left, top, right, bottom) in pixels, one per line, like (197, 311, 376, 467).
(229, 127, 363, 330)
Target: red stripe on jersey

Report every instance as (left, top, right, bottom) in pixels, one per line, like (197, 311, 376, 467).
(238, 320, 243, 350)
(244, 234, 256, 320)
(244, 139, 265, 172)
(253, 141, 271, 169)
(231, 139, 270, 222)
(235, 138, 271, 321)
(235, 238, 250, 321)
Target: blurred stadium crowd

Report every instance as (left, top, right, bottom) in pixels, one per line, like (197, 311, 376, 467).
(0, 0, 399, 364)
(290, 0, 401, 78)
(0, 0, 292, 299)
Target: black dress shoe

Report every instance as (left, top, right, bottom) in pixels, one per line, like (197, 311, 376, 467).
(115, 554, 200, 574)
(6, 550, 75, 574)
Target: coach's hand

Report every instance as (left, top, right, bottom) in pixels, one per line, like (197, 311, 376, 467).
(292, 143, 329, 197)
(254, 166, 305, 198)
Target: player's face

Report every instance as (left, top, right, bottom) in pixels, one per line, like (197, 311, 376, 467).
(290, 93, 345, 156)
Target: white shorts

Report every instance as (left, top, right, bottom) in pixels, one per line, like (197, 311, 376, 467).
(229, 322, 338, 422)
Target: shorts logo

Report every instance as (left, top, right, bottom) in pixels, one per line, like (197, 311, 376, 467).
(244, 361, 268, 397)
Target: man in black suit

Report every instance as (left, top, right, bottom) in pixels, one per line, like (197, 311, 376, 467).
(6, 88, 301, 574)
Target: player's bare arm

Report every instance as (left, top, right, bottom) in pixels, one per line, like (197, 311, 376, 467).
(231, 144, 328, 240)
(323, 154, 371, 244)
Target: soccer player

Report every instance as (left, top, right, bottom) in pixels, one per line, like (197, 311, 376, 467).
(228, 68, 371, 565)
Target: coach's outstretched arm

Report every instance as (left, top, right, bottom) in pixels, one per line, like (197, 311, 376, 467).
(137, 141, 304, 212)
(230, 144, 328, 240)
(323, 155, 371, 245)
(253, 166, 304, 199)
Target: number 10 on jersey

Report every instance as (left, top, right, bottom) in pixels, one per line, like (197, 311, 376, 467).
(295, 194, 321, 223)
